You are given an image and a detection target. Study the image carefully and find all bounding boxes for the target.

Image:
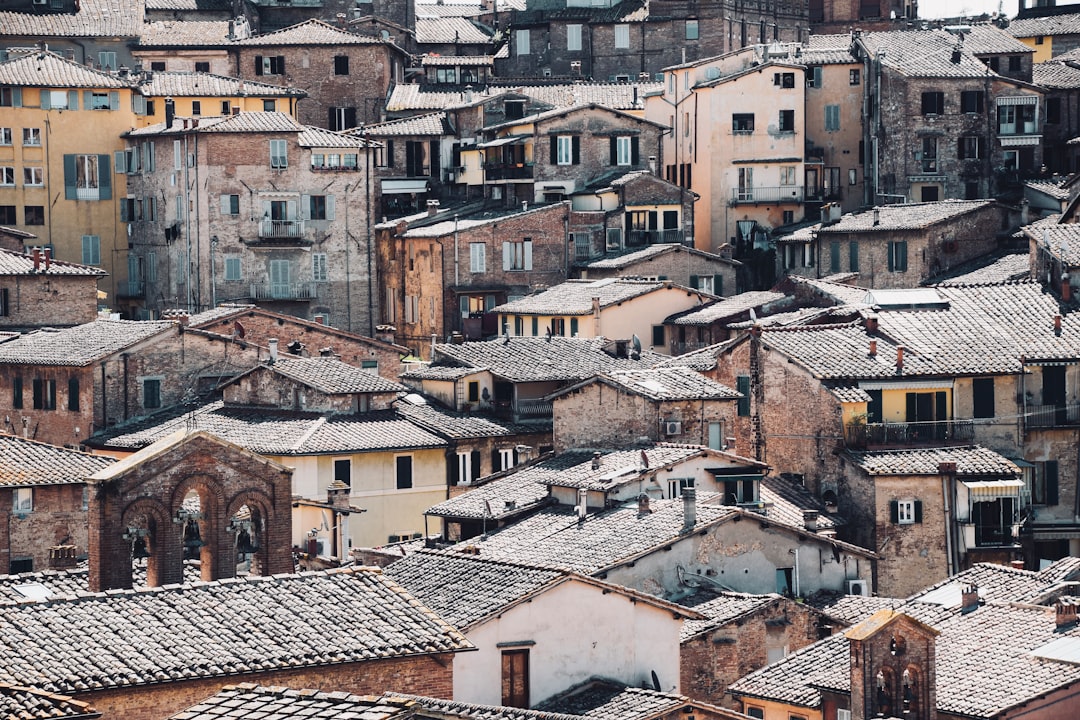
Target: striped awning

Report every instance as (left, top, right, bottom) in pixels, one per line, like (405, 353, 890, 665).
(996, 95, 1039, 106)
(962, 479, 1024, 499)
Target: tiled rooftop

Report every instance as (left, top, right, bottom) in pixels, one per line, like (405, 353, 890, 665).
(125, 112, 304, 136)
(0, 247, 105, 277)
(362, 112, 449, 137)
(0, 320, 174, 366)
(415, 16, 494, 45)
(298, 124, 375, 148)
(186, 304, 407, 352)
(785, 276, 870, 305)
(144, 0, 230, 11)
(844, 445, 1020, 477)
(0, 568, 471, 696)
(804, 591, 899, 626)
(383, 549, 563, 629)
(91, 401, 448, 455)
(782, 200, 996, 238)
(493, 279, 687, 316)
(137, 19, 232, 46)
(1008, 12, 1080, 37)
(960, 23, 1035, 55)
(910, 561, 1078, 606)
(385, 81, 659, 113)
(534, 679, 739, 720)
(678, 591, 791, 641)
(0, 0, 141, 38)
(137, 71, 304, 97)
(424, 460, 554, 520)
(668, 291, 790, 326)
(760, 475, 843, 531)
(483, 102, 661, 134)
(652, 338, 741, 372)
(422, 54, 494, 66)
(399, 204, 561, 238)
(1026, 222, 1080, 265)
(418, 337, 663, 383)
(232, 18, 387, 46)
(394, 395, 527, 439)
(858, 29, 1012, 78)
(934, 252, 1030, 285)
(171, 683, 415, 720)
(253, 357, 406, 394)
(0, 434, 114, 488)
(0, 684, 99, 720)
(386, 693, 581, 720)
(0, 51, 131, 88)
(1034, 60, 1080, 89)
(554, 367, 741, 402)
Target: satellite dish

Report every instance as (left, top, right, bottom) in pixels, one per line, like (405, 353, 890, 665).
(651, 670, 661, 692)
(632, 334, 642, 354)
(749, 308, 758, 322)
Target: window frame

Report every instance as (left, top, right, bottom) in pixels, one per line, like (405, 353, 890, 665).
(396, 455, 413, 490)
(142, 377, 163, 410)
(778, 109, 795, 133)
(269, 139, 288, 169)
(12, 487, 32, 514)
(732, 113, 754, 134)
(614, 24, 630, 49)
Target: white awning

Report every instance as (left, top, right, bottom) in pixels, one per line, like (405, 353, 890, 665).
(382, 179, 429, 194)
(859, 380, 953, 391)
(962, 479, 1024, 499)
(476, 136, 529, 148)
(996, 95, 1039, 106)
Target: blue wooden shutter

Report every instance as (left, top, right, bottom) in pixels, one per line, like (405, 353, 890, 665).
(97, 155, 111, 200)
(63, 154, 77, 199)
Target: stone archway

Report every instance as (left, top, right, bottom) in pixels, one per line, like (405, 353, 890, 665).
(87, 430, 294, 592)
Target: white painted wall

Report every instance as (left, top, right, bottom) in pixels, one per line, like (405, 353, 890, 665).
(453, 578, 685, 706)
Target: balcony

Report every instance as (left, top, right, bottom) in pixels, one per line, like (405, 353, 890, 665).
(845, 419, 975, 448)
(730, 186, 812, 205)
(492, 398, 552, 422)
(1026, 403, 1080, 429)
(484, 163, 534, 181)
(627, 229, 686, 246)
(961, 522, 1021, 549)
(259, 218, 305, 239)
(249, 281, 317, 301)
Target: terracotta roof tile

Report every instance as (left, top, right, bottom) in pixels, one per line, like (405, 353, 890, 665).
(668, 291, 789, 326)
(0, 320, 174, 366)
(1008, 12, 1080, 37)
(493, 279, 691, 316)
(362, 112, 449, 137)
(137, 19, 231, 47)
(1034, 60, 1080, 89)
(0, 684, 99, 719)
(0, 51, 130, 88)
(385, 82, 659, 113)
(0, 0, 141, 38)
(0, 247, 105, 277)
(560, 367, 741, 401)
(844, 445, 1020, 477)
(858, 29, 1015, 78)
(415, 16, 494, 45)
(0, 434, 114, 487)
(137, 71, 304, 97)
(257, 357, 406, 394)
(171, 683, 415, 720)
(232, 19, 387, 46)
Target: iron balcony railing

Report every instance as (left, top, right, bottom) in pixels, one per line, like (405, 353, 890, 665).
(1026, 403, 1080, 429)
(845, 419, 975, 448)
(627, 229, 686, 246)
(249, 281, 317, 301)
(730, 186, 820, 204)
(484, 163, 534, 180)
(259, 218, 305, 239)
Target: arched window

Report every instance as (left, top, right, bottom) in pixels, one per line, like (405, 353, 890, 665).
(903, 667, 919, 716)
(876, 668, 894, 717)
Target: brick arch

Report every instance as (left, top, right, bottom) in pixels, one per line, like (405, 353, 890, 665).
(119, 497, 171, 589)
(170, 474, 228, 583)
(225, 489, 277, 577)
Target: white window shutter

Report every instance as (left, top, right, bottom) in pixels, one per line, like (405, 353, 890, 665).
(503, 241, 511, 270)
(114, 151, 126, 173)
(524, 240, 533, 270)
(300, 194, 310, 219)
(220, 195, 231, 214)
(325, 195, 335, 220)
(110, 91, 119, 110)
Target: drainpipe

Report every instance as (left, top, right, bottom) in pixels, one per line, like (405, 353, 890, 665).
(454, 214, 460, 287)
(940, 462, 957, 577)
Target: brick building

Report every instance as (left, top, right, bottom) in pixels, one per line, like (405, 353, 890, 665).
(580, 243, 738, 293)
(229, 19, 408, 129)
(0, 434, 114, 575)
(1032, 60, 1080, 174)
(0, 567, 470, 720)
(809, 0, 916, 34)
(497, 0, 809, 81)
(663, 290, 793, 354)
(376, 202, 572, 352)
(547, 366, 741, 452)
(123, 112, 379, 332)
(0, 248, 105, 330)
(187, 304, 408, 381)
(0, 319, 263, 448)
(776, 201, 1009, 288)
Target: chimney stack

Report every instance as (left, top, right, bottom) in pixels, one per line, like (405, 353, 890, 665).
(637, 493, 652, 516)
(576, 487, 588, 521)
(649, 155, 657, 175)
(1055, 314, 1063, 336)
(426, 199, 440, 216)
(268, 338, 279, 363)
(591, 451, 602, 470)
(865, 313, 879, 334)
(1062, 273, 1072, 303)
(750, 323, 763, 338)
(164, 97, 175, 128)
(44, 247, 51, 271)
(48, 544, 79, 570)
(869, 339, 878, 357)
(873, 208, 880, 226)
(895, 345, 905, 372)
(1021, 198, 1030, 225)
(803, 509, 820, 531)
(32, 247, 40, 272)
(960, 582, 980, 613)
(682, 487, 696, 530)
(374, 324, 396, 345)
(1056, 597, 1079, 628)
(465, 84, 473, 103)
(1010, 559, 1026, 570)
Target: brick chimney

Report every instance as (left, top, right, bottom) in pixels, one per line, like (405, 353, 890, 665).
(1055, 314, 1063, 336)
(426, 199, 440, 216)
(865, 313, 879, 334)
(682, 487, 696, 530)
(895, 345, 904, 372)
(591, 451, 602, 470)
(638, 493, 652, 516)
(43, 247, 51, 271)
(32, 247, 40, 272)
(374, 324, 396, 345)
(960, 582, 980, 613)
(868, 339, 877, 357)
(1056, 597, 1079, 628)
(803, 509, 820, 531)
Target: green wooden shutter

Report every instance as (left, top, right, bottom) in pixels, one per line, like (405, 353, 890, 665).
(688, 274, 699, 290)
(550, 136, 557, 164)
(849, 241, 859, 272)
(63, 154, 77, 199)
(68, 90, 78, 110)
(889, 500, 899, 524)
(914, 500, 923, 523)
(109, 91, 119, 110)
(609, 137, 617, 165)
(1047, 461, 1059, 506)
(254, 55, 263, 75)
(736, 375, 750, 416)
(570, 317, 578, 336)
(447, 453, 459, 484)
(97, 154, 111, 200)
(631, 136, 639, 164)
(887, 242, 895, 272)
(713, 274, 723, 296)
(83, 90, 92, 110)
(532, 316, 538, 335)
(471, 450, 481, 480)
(830, 241, 840, 272)
(572, 136, 580, 164)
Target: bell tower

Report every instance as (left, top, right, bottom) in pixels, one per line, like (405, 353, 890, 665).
(846, 608, 939, 720)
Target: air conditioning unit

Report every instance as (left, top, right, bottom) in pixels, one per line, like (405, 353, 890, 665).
(848, 579, 869, 596)
(314, 538, 328, 556)
(664, 420, 682, 436)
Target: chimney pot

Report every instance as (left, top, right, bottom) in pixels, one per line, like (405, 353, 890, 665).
(268, 338, 279, 363)
(591, 451, 602, 470)
(895, 345, 905, 372)
(44, 247, 51, 271)
(638, 493, 652, 516)
(961, 582, 980, 612)
(749, 323, 763, 338)
(1010, 559, 1026, 570)
(865, 313, 879, 334)
(868, 339, 877, 357)
(682, 487, 696, 529)
(873, 207, 880, 226)
(803, 509, 819, 531)
(938, 461, 958, 475)
(1056, 597, 1079, 627)
(32, 248, 40, 272)
(1055, 314, 1063, 336)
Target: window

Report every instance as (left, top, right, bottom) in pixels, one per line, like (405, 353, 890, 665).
(807, 66, 822, 88)
(0, 128, 11, 145)
(191, 100, 201, 116)
(0, 288, 7, 317)
(0, 88, 22, 107)
(850, 69, 860, 85)
(334, 458, 351, 487)
(504, 239, 532, 271)
(12, 488, 32, 514)
(24, 206, 44, 225)
(0, 167, 12, 186)
(255, 55, 285, 75)
(309, 194, 328, 220)
(221, 100, 231, 115)
(614, 135, 634, 165)
(194, 61, 210, 72)
(959, 135, 983, 160)
(334, 55, 349, 75)
(745, 708, 765, 720)
(554, 135, 579, 165)
(686, 19, 699, 40)
(887, 241, 908, 272)
(328, 106, 356, 131)
(262, 99, 276, 112)
(1009, 55, 1022, 71)
(776, 567, 793, 594)
(143, 378, 161, 409)
(738, 167, 753, 201)
(67, 377, 79, 411)
(515, 29, 530, 55)
(567, 24, 582, 51)
(83, 91, 110, 110)
(733, 113, 754, 133)
(32, 378, 56, 410)
(960, 90, 984, 113)
(690, 274, 722, 294)
(65, 154, 111, 201)
(774, 72, 795, 88)
(1033, 460, 1059, 506)
(737, 375, 750, 416)
(98, 51, 117, 70)
(470, 242, 486, 273)
(778, 109, 795, 132)
(615, 24, 630, 49)
(270, 139, 287, 168)
(973, 377, 995, 418)
(779, 166, 796, 186)
(22, 128, 41, 146)
(312, 253, 328, 282)
(498, 447, 516, 471)
(455, 450, 481, 485)
(921, 91, 945, 115)
(830, 241, 841, 272)
(921, 137, 938, 172)
(1047, 97, 1062, 124)
(667, 477, 694, 499)
(825, 104, 840, 131)
(81, 235, 100, 265)
(894, 499, 919, 524)
(220, 194, 240, 215)
(224, 255, 241, 281)
(150, 61, 166, 71)
(837, 711, 852, 720)
(396, 455, 413, 489)
(550, 318, 566, 336)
